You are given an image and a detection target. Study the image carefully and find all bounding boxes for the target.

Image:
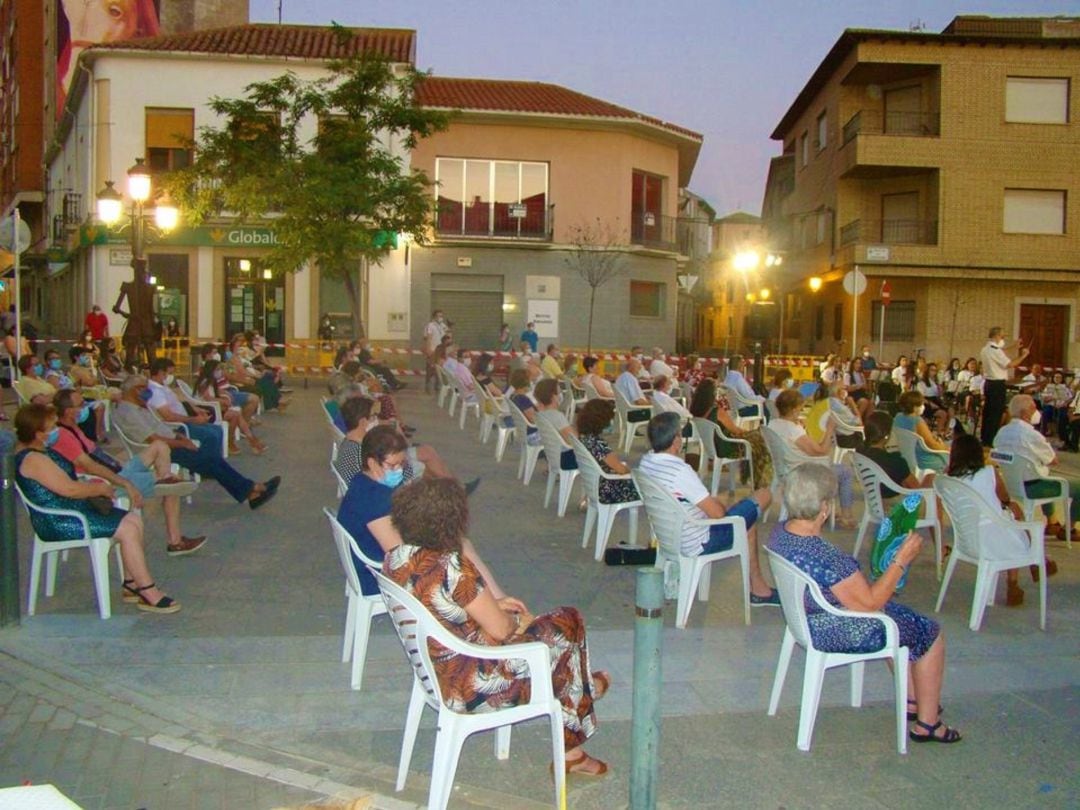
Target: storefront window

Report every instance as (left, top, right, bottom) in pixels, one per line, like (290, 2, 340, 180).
(224, 257, 286, 353)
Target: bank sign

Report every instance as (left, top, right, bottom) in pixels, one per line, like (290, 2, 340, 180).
(80, 224, 280, 248)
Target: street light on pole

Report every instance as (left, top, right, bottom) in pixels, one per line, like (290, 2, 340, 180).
(95, 157, 180, 369)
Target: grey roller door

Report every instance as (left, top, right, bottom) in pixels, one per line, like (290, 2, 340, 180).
(431, 274, 504, 351)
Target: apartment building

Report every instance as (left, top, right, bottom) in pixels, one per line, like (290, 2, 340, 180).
(765, 15, 1080, 368)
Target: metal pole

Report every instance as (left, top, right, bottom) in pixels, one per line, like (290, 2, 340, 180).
(630, 567, 663, 810)
(13, 208, 22, 370)
(0, 430, 20, 627)
(851, 264, 859, 360)
(879, 298, 886, 362)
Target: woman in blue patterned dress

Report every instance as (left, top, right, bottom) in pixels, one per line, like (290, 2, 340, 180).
(767, 463, 961, 743)
(14, 403, 180, 614)
(575, 399, 639, 504)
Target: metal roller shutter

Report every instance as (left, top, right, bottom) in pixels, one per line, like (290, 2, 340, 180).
(431, 274, 504, 351)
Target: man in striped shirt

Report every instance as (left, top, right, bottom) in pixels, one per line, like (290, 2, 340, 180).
(638, 412, 780, 606)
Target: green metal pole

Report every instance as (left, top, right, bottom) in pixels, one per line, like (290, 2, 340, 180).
(0, 429, 20, 627)
(630, 567, 663, 809)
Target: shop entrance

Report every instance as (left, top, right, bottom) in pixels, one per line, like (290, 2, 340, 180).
(225, 258, 286, 354)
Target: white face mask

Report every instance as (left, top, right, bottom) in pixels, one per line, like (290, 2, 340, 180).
(995, 339, 1006, 348)
(165, 374, 175, 386)
(862, 351, 870, 357)
(783, 378, 795, 389)
(1030, 411, 1042, 426)
(916, 404, 925, 416)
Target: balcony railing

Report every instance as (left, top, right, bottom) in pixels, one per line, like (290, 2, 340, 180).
(842, 110, 941, 143)
(435, 202, 553, 241)
(839, 218, 939, 246)
(631, 212, 678, 251)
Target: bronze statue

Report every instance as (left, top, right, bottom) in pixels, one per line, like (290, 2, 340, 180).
(112, 258, 158, 370)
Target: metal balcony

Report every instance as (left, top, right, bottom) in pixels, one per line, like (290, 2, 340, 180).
(839, 218, 939, 246)
(842, 110, 941, 143)
(435, 203, 553, 241)
(631, 212, 678, 251)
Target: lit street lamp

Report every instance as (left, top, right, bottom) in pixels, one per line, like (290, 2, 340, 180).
(96, 158, 180, 368)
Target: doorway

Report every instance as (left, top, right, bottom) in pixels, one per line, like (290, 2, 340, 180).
(224, 257, 286, 354)
(1018, 303, 1069, 370)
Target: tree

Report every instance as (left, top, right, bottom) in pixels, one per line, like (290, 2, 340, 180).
(169, 28, 450, 336)
(563, 219, 626, 354)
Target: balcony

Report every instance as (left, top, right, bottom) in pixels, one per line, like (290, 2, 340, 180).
(631, 212, 678, 252)
(434, 202, 553, 242)
(842, 110, 940, 144)
(839, 218, 939, 247)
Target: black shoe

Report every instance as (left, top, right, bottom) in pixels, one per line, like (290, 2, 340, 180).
(464, 477, 481, 496)
(248, 485, 278, 510)
(264, 475, 282, 493)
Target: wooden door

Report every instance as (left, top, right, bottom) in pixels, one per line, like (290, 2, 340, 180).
(1018, 304, 1069, 370)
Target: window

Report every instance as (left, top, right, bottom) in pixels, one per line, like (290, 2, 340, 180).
(816, 212, 827, 245)
(435, 158, 549, 238)
(630, 280, 664, 318)
(631, 170, 665, 245)
(871, 300, 915, 341)
(800, 132, 809, 167)
(145, 108, 194, 173)
(816, 110, 827, 150)
(1006, 77, 1069, 124)
(1003, 189, 1066, 235)
(833, 302, 843, 341)
(814, 304, 824, 341)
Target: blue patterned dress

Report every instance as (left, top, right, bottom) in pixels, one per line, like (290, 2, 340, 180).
(15, 449, 126, 542)
(767, 525, 939, 661)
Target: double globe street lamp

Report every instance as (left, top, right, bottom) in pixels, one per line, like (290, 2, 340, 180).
(95, 158, 180, 368)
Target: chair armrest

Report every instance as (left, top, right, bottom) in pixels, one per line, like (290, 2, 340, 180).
(435, 636, 557, 703)
(812, 595, 901, 647)
(24, 500, 93, 538)
(687, 514, 748, 533)
(599, 471, 633, 482)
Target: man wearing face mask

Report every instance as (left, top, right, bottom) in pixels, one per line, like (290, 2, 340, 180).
(423, 309, 448, 393)
(15, 355, 58, 403)
(145, 357, 225, 453)
(980, 326, 1029, 446)
(860, 345, 877, 372)
(993, 394, 1080, 540)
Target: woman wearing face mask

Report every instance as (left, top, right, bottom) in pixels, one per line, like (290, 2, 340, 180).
(15, 355, 58, 403)
(99, 338, 126, 382)
(13, 402, 180, 614)
(689, 377, 772, 489)
(894, 391, 950, 473)
(76, 329, 101, 361)
(336, 425, 508, 608)
(195, 359, 266, 455)
(768, 369, 794, 401)
(916, 363, 950, 435)
(891, 355, 911, 391)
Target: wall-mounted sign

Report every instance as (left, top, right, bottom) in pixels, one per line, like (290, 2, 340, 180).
(109, 248, 133, 266)
(457, 257, 473, 268)
(865, 245, 891, 262)
(509, 204, 528, 219)
(527, 299, 559, 338)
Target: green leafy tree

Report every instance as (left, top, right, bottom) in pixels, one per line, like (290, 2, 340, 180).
(169, 31, 450, 335)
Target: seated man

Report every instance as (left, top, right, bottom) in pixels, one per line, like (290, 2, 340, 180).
(614, 358, 651, 423)
(52, 388, 206, 556)
(648, 348, 675, 381)
(994, 394, 1080, 538)
(651, 375, 690, 417)
(15, 355, 57, 403)
(354, 338, 405, 391)
(533, 378, 577, 470)
(146, 357, 227, 453)
(724, 354, 766, 417)
(441, 346, 478, 403)
(638, 412, 779, 605)
(113, 375, 280, 510)
(540, 344, 564, 380)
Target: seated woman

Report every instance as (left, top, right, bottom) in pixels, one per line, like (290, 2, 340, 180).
(473, 352, 507, 401)
(562, 352, 581, 381)
(768, 369, 794, 402)
(576, 399, 639, 504)
(507, 368, 541, 443)
(581, 356, 615, 398)
(916, 364, 950, 434)
(651, 375, 689, 417)
(891, 355, 911, 391)
(242, 330, 286, 387)
(845, 357, 874, 421)
(16, 354, 58, 403)
(385, 476, 610, 776)
(893, 391, 949, 474)
(533, 378, 577, 471)
(945, 433, 1056, 608)
(690, 377, 771, 488)
(14, 403, 180, 614)
(857, 411, 934, 498)
(1040, 370, 1072, 438)
(809, 381, 863, 450)
(768, 464, 960, 744)
(68, 346, 118, 405)
(75, 328, 102, 362)
(225, 334, 287, 412)
(195, 359, 266, 455)
(98, 338, 127, 382)
(770, 389, 856, 528)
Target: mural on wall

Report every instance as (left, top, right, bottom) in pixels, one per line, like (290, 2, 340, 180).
(56, 0, 161, 115)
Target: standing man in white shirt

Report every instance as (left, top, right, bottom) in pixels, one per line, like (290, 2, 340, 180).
(648, 347, 675, 381)
(979, 326, 1029, 446)
(422, 309, 448, 394)
(724, 354, 766, 417)
(638, 412, 778, 605)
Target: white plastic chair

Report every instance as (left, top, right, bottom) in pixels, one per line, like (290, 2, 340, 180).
(434, 364, 455, 411)
(536, 414, 579, 517)
(722, 384, 765, 430)
(765, 549, 909, 753)
(448, 373, 480, 429)
(632, 469, 750, 628)
(760, 424, 836, 528)
(830, 411, 865, 466)
(15, 482, 125, 620)
(475, 379, 515, 462)
(992, 449, 1072, 548)
(569, 434, 640, 560)
(851, 454, 943, 576)
(932, 476, 1047, 631)
(323, 508, 389, 690)
(614, 389, 650, 454)
(508, 399, 543, 485)
(692, 417, 753, 496)
(373, 571, 565, 810)
(581, 378, 604, 402)
(112, 419, 201, 505)
(893, 427, 947, 480)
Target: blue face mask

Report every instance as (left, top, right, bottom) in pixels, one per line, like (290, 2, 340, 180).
(224, 351, 233, 361)
(138, 388, 153, 403)
(48, 358, 63, 371)
(78, 355, 92, 367)
(32, 363, 44, 376)
(44, 427, 60, 448)
(76, 405, 91, 423)
(382, 468, 405, 489)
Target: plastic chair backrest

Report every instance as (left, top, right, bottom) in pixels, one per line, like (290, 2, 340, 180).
(851, 453, 888, 521)
(14, 480, 93, 538)
(374, 571, 443, 712)
(581, 378, 601, 401)
(613, 388, 635, 421)
(893, 427, 919, 472)
(507, 398, 533, 443)
(933, 475, 1028, 561)
(569, 434, 602, 503)
(765, 550, 816, 649)
(535, 412, 570, 464)
(990, 449, 1042, 501)
(631, 469, 687, 559)
(324, 507, 363, 597)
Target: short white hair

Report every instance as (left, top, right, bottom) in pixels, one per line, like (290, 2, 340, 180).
(1008, 394, 1035, 418)
(652, 347, 665, 357)
(782, 464, 838, 520)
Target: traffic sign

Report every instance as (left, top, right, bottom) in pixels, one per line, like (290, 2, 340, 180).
(881, 280, 892, 306)
(0, 215, 31, 253)
(842, 269, 867, 296)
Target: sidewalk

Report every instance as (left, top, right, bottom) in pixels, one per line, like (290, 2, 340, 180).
(2, 383, 1079, 808)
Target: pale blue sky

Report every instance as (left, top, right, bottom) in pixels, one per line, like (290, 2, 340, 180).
(251, 1, 1079, 216)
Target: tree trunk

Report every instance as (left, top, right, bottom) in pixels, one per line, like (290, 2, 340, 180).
(342, 267, 366, 339)
(587, 284, 596, 355)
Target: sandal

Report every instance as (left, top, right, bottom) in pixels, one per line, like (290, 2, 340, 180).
(553, 751, 609, 778)
(909, 719, 962, 743)
(120, 578, 140, 604)
(907, 699, 943, 722)
(591, 670, 611, 701)
(132, 582, 181, 615)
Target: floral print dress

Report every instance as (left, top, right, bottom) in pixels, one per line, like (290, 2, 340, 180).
(384, 544, 600, 748)
(580, 433, 639, 504)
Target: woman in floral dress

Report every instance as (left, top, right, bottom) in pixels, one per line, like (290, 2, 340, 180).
(575, 399, 639, 504)
(384, 477, 610, 776)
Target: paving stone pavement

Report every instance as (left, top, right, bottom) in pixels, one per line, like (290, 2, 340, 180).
(1, 379, 1079, 808)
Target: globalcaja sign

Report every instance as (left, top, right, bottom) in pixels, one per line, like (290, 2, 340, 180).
(80, 224, 280, 248)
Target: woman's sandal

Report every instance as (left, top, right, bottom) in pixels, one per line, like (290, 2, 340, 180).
(592, 670, 611, 701)
(907, 699, 943, 722)
(121, 579, 140, 604)
(909, 719, 962, 743)
(553, 752, 609, 778)
(132, 582, 181, 615)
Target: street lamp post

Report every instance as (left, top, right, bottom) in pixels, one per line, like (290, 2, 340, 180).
(96, 158, 179, 369)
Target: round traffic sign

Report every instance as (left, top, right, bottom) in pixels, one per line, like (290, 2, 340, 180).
(881, 280, 892, 305)
(0, 215, 31, 253)
(842, 269, 867, 296)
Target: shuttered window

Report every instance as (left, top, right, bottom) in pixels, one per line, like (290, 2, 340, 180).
(145, 108, 194, 173)
(430, 273, 505, 350)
